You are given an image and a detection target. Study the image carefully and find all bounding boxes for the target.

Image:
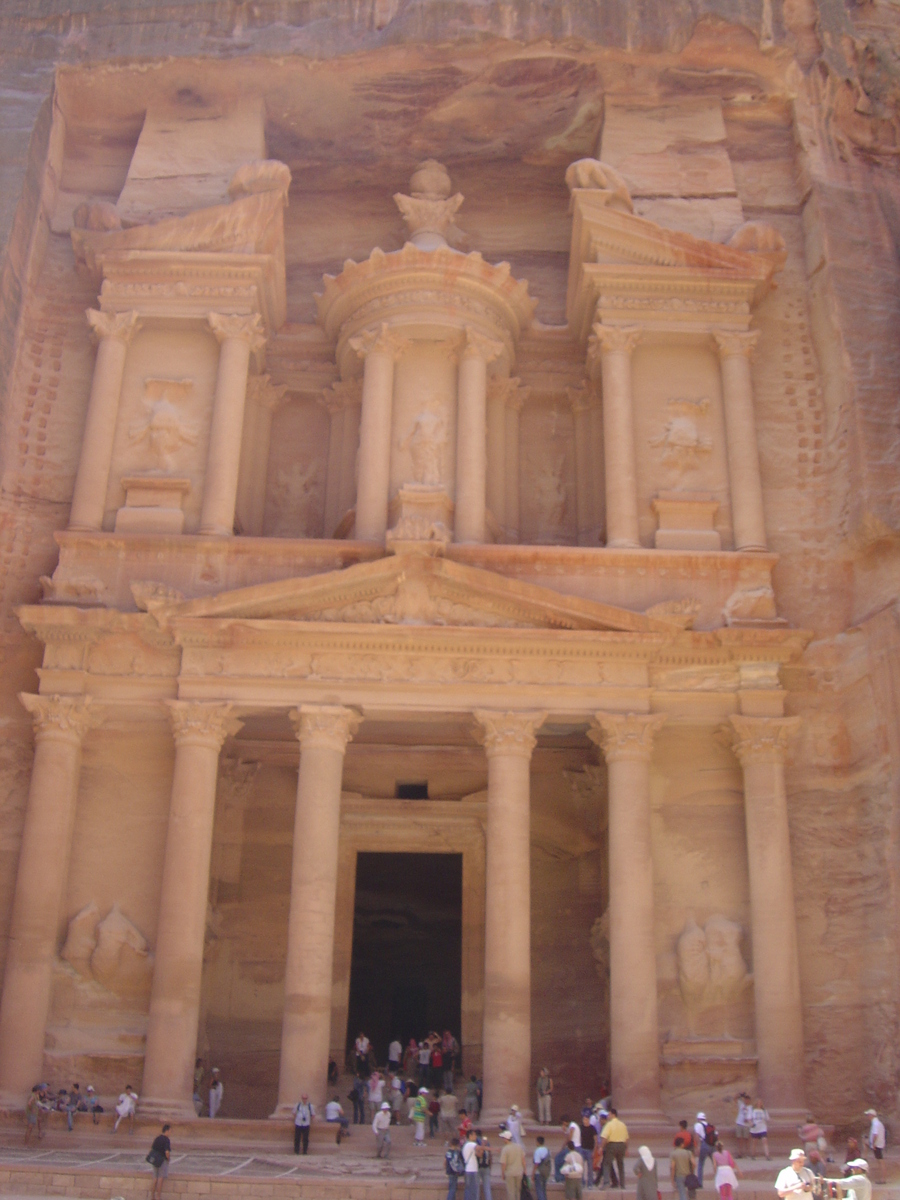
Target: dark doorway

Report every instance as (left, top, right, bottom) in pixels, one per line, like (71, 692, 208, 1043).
(346, 852, 462, 1066)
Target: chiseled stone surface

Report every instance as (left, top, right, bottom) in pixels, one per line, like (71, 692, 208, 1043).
(0, 0, 897, 1132)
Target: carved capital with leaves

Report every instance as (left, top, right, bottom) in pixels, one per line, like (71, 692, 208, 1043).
(474, 709, 546, 758)
(588, 712, 666, 763)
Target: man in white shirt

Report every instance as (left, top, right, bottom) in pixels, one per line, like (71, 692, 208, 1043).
(865, 1110, 886, 1182)
(293, 1094, 315, 1155)
(325, 1096, 350, 1144)
(388, 1039, 402, 1073)
(462, 1128, 481, 1200)
(843, 1158, 872, 1200)
(567, 1118, 582, 1148)
(775, 1149, 815, 1199)
(373, 1101, 392, 1158)
(735, 1094, 752, 1158)
(507, 1105, 525, 1147)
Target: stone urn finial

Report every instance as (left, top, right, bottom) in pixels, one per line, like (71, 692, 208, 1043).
(394, 160, 464, 250)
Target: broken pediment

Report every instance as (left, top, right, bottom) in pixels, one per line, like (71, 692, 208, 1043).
(150, 551, 677, 634)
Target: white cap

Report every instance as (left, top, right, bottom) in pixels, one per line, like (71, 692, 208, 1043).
(419, 1087, 429, 1094)
(864, 1109, 877, 1116)
(697, 1112, 706, 1120)
(511, 1104, 520, 1112)
(789, 1149, 806, 1160)
(500, 1130, 513, 1140)
(848, 1160, 869, 1172)
(381, 1102, 390, 1109)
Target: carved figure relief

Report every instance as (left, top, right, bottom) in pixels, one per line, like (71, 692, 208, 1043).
(128, 379, 199, 471)
(590, 908, 610, 981)
(531, 452, 567, 534)
(270, 461, 322, 537)
(60, 902, 154, 999)
(399, 409, 448, 487)
(650, 398, 712, 475)
(676, 914, 751, 1011)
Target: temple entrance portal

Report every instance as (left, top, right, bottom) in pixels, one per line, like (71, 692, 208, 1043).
(345, 852, 462, 1067)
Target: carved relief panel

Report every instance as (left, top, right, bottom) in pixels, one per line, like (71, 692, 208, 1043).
(264, 396, 329, 537)
(519, 398, 577, 545)
(631, 341, 733, 549)
(104, 327, 219, 533)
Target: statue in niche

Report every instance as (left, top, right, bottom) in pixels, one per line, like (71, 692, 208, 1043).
(128, 379, 198, 471)
(400, 410, 447, 487)
(532, 452, 567, 534)
(271, 461, 321, 536)
(650, 398, 712, 475)
(676, 914, 751, 1012)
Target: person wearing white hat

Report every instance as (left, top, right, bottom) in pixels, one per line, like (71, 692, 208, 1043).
(412, 1087, 429, 1145)
(508, 1105, 525, 1148)
(500, 1129, 526, 1200)
(843, 1159, 871, 1200)
(373, 1100, 392, 1157)
(775, 1149, 814, 1199)
(864, 1111, 885, 1182)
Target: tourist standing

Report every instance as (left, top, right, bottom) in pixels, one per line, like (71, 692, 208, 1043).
(534, 1135, 552, 1200)
(403, 1038, 419, 1078)
(446, 1136, 466, 1200)
(465, 1075, 480, 1118)
(350, 1072, 366, 1124)
(388, 1038, 402, 1074)
(413, 1088, 429, 1147)
(537, 1068, 553, 1126)
(598, 1107, 628, 1189)
(500, 1128, 526, 1200)
(633, 1146, 658, 1200)
(391, 1073, 405, 1124)
(713, 1141, 739, 1200)
(193, 1059, 204, 1116)
(843, 1158, 872, 1200)
(562, 1141, 585, 1200)
(865, 1109, 886, 1182)
(581, 1110, 597, 1188)
(293, 1094, 314, 1154)
(775, 1149, 814, 1199)
(670, 1136, 695, 1200)
(373, 1101, 392, 1158)
(113, 1084, 138, 1133)
(478, 1130, 495, 1200)
(749, 1100, 769, 1161)
(24, 1085, 44, 1144)
(208, 1069, 224, 1119)
(355, 1031, 371, 1078)
(694, 1113, 717, 1185)
(147, 1123, 171, 1200)
(462, 1128, 481, 1200)
(735, 1094, 752, 1158)
(368, 1069, 385, 1113)
(441, 1085, 460, 1133)
(508, 1104, 525, 1148)
(419, 1040, 432, 1087)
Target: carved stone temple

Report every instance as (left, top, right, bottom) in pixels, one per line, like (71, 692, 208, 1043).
(0, 1, 898, 1132)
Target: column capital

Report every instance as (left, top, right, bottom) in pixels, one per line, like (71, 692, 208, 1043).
(713, 330, 760, 359)
(474, 710, 546, 758)
(461, 327, 504, 364)
(290, 704, 361, 753)
(348, 323, 409, 362)
(588, 322, 641, 360)
(208, 311, 267, 353)
(588, 712, 666, 762)
(318, 379, 362, 416)
(19, 693, 93, 743)
(727, 714, 800, 765)
(87, 308, 141, 345)
(566, 383, 595, 415)
(488, 376, 529, 412)
(247, 373, 289, 412)
(165, 700, 242, 750)
(218, 758, 259, 804)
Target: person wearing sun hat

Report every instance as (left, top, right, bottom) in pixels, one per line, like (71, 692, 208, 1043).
(843, 1158, 872, 1200)
(775, 1149, 814, 1198)
(373, 1100, 392, 1157)
(500, 1129, 526, 1200)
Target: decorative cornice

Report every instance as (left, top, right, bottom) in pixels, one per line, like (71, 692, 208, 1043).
(19, 693, 94, 742)
(588, 711, 667, 762)
(290, 704, 361, 753)
(713, 330, 761, 360)
(473, 709, 546, 757)
(165, 700, 242, 749)
(87, 308, 141, 345)
(727, 714, 800, 765)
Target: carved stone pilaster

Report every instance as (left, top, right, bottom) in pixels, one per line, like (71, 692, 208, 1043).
(588, 712, 667, 762)
(727, 714, 800, 765)
(87, 308, 141, 345)
(289, 704, 361, 753)
(165, 700, 242, 750)
(474, 710, 546, 758)
(19, 693, 93, 743)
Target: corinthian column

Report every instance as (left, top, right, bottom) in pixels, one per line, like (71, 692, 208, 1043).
(588, 712, 666, 1119)
(200, 313, 266, 536)
(0, 695, 93, 1107)
(474, 710, 545, 1117)
(485, 379, 507, 534)
(69, 310, 141, 531)
(274, 705, 360, 1114)
(729, 715, 805, 1116)
(349, 325, 407, 542)
(320, 387, 347, 539)
(714, 331, 767, 551)
(503, 382, 527, 544)
(456, 330, 503, 544)
(141, 702, 241, 1118)
(588, 324, 641, 548)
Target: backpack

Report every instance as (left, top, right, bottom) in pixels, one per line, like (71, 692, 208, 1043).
(447, 1148, 465, 1176)
(704, 1122, 717, 1147)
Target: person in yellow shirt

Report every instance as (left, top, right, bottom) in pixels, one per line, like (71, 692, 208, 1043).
(599, 1108, 629, 1189)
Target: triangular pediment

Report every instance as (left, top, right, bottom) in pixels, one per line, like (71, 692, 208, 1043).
(150, 551, 676, 634)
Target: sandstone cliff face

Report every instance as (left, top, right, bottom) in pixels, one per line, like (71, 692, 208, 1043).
(0, 0, 898, 1125)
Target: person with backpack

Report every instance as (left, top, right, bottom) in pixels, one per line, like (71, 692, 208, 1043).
(446, 1136, 466, 1200)
(694, 1112, 717, 1186)
(533, 1135, 552, 1200)
(147, 1123, 171, 1200)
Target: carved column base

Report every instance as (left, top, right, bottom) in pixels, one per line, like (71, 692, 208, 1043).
(386, 484, 453, 555)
